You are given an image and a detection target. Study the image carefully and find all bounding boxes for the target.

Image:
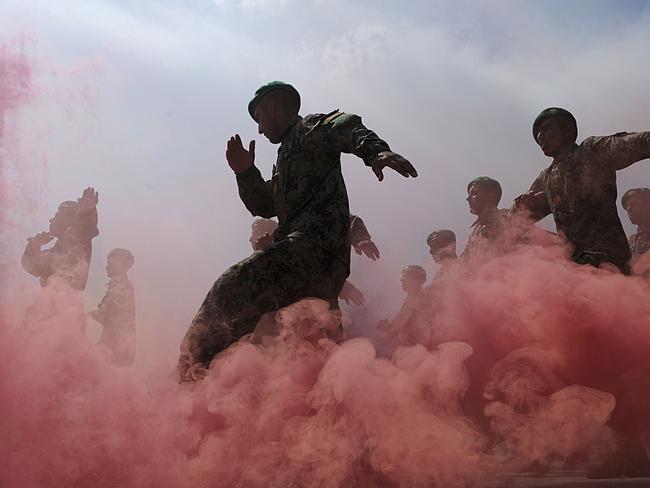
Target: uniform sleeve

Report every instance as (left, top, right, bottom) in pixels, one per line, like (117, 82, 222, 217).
(588, 132, 650, 171)
(72, 206, 99, 242)
(512, 171, 551, 222)
(21, 241, 51, 278)
(236, 165, 276, 218)
(349, 214, 372, 247)
(328, 112, 391, 166)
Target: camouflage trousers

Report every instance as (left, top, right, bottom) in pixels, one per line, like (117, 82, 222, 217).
(177, 237, 348, 380)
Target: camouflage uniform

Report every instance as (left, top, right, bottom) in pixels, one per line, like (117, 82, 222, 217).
(629, 230, 650, 259)
(21, 206, 99, 291)
(461, 208, 510, 259)
(350, 213, 372, 250)
(97, 276, 136, 366)
(178, 111, 391, 375)
(516, 132, 650, 272)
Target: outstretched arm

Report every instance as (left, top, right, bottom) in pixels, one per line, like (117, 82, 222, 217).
(329, 112, 417, 181)
(593, 132, 650, 171)
(340, 280, 365, 306)
(349, 214, 380, 260)
(21, 232, 53, 277)
(512, 172, 551, 223)
(73, 187, 99, 241)
(228, 134, 276, 218)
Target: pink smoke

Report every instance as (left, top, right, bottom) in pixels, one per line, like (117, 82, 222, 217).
(3, 38, 650, 488)
(3, 241, 650, 486)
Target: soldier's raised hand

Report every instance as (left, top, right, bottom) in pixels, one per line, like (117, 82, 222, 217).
(226, 134, 255, 174)
(370, 151, 418, 182)
(78, 187, 99, 209)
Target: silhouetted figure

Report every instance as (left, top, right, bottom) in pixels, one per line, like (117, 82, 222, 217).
(90, 249, 136, 366)
(177, 81, 417, 381)
(515, 107, 650, 273)
(22, 187, 99, 291)
(621, 188, 650, 261)
(377, 265, 428, 348)
(462, 177, 509, 259)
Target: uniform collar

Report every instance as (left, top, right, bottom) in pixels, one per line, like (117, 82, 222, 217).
(279, 115, 302, 143)
(470, 207, 501, 228)
(552, 142, 579, 162)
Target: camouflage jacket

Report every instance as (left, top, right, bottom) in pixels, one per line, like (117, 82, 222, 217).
(237, 111, 391, 269)
(349, 213, 372, 250)
(629, 228, 650, 259)
(22, 207, 99, 290)
(461, 208, 510, 259)
(516, 132, 650, 270)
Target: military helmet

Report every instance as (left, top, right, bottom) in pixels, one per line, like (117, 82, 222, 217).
(248, 81, 301, 122)
(403, 264, 426, 278)
(426, 229, 456, 250)
(621, 187, 650, 210)
(467, 176, 502, 202)
(532, 107, 577, 142)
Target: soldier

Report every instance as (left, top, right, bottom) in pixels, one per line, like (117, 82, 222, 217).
(427, 229, 457, 271)
(461, 177, 509, 259)
(22, 187, 99, 291)
(377, 265, 428, 347)
(514, 107, 650, 273)
(621, 188, 650, 260)
(90, 249, 136, 366)
(177, 81, 416, 381)
(250, 217, 370, 306)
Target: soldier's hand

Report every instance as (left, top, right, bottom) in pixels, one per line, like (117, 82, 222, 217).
(253, 232, 274, 252)
(78, 187, 99, 209)
(28, 231, 54, 246)
(514, 190, 545, 211)
(340, 282, 365, 306)
(226, 134, 255, 174)
(370, 151, 418, 182)
(354, 240, 380, 261)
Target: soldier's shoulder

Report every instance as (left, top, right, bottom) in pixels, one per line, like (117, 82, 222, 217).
(304, 110, 360, 129)
(581, 133, 631, 148)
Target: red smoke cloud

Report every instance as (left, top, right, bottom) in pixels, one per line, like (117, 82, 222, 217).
(3, 243, 650, 487)
(2, 43, 650, 488)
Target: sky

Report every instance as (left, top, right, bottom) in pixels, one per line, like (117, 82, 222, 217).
(2, 0, 650, 362)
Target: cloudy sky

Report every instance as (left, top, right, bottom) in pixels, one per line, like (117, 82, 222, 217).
(2, 0, 650, 361)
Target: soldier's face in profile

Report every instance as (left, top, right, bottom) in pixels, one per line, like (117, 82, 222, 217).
(401, 272, 423, 294)
(430, 243, 456, 263)
(536, 117, 571, 157)
(255, 99, 284, 144)
(48, 208, 75, 237)
(626, 195, 650, 226)
(106, 256, 123, 278)
(467, 185, 495, 215)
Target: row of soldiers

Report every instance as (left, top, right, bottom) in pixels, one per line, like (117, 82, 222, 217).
(177, 84, 650, 381)
(21, 187, 136, 366)
(172, 81, 648, 476)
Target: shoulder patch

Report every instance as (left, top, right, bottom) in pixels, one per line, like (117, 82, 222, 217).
(323, 109, 344, 125)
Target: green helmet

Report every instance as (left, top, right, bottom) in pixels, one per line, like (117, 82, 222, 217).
(248, 81, 300, 122)
(426, 229, 456, 251)
(532, 107, 577, 142)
